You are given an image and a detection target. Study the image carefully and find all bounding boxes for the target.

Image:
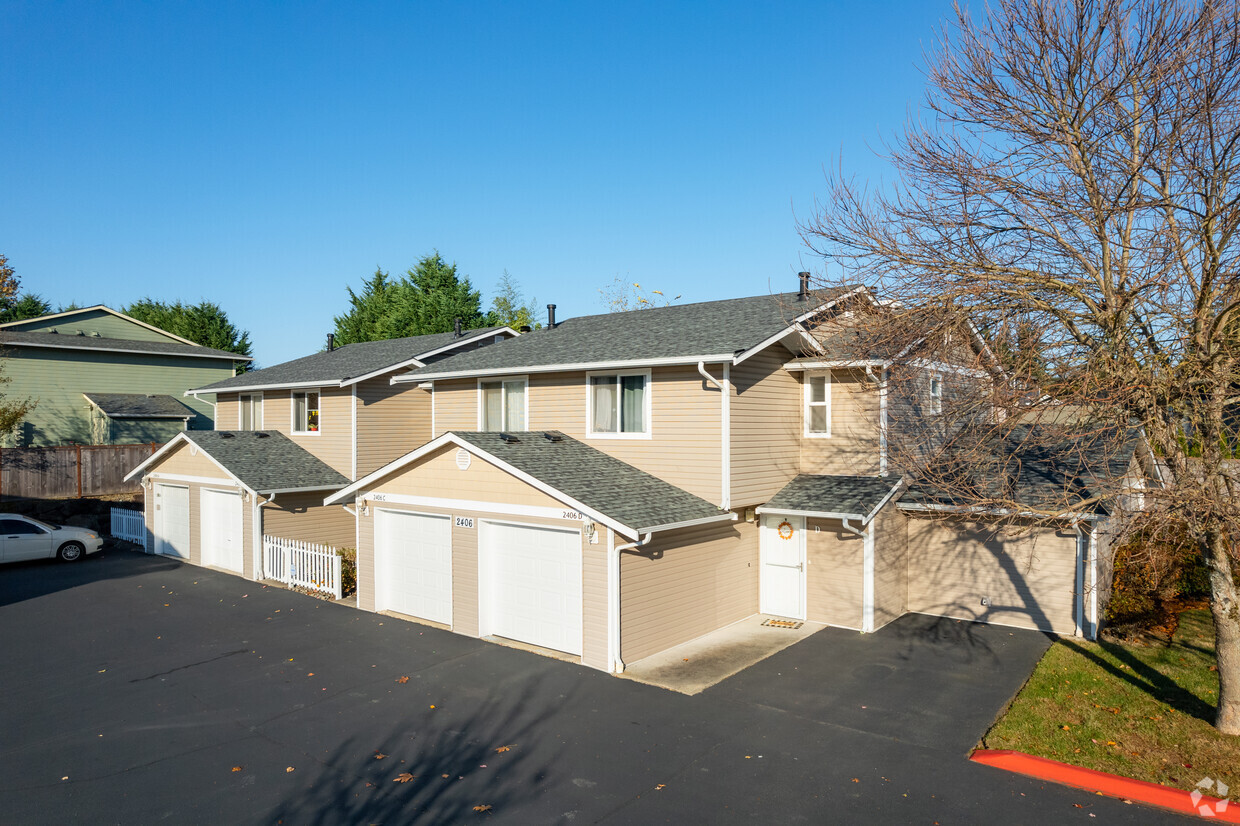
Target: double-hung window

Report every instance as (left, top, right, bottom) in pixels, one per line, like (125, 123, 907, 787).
(588, 371, 650, 437)
(238, 393, 263, 430)
(292, 391, 320, 433)
(804, 372, 831, 437)
(929, 374, 943, 415)
(480, 378, 527, 431)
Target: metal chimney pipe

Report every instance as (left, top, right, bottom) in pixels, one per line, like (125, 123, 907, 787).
(326, 333, 335, 351)
(547, 304, 557, 328)
(454, 317, 462, 338)
(798, 272, 810, 301)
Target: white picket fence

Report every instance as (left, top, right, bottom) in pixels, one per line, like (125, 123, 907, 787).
(263, 535, 343, 599)
(110, 507, 146, 548)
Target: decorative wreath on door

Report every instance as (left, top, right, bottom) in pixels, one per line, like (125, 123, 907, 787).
(777, 520, 794, 540)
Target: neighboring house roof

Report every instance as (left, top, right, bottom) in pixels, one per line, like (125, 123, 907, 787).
(326, 430, 734, 539)
(83, 393, 196, 419)
(393, 288, 864, 382)
(758, 474, 904, 525)
(899, 424, 1144, 517)
(0, 328, 249, 361)
(190, 326, 515, 393)
(124, 431, 350, 494)
(0, 304, 201, 346)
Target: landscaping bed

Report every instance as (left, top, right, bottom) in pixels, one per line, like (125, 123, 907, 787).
(981, 608, 1237, 793)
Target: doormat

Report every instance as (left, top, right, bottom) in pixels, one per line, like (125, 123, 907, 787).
(762, 619, 804, 629)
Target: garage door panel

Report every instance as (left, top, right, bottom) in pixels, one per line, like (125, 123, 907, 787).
(376, 510, 452, 625)
(201, 489, 243, 573)
(483, 522, 582, 656)
(907, 518, 1078, 634)
(155, 484, 190, 559)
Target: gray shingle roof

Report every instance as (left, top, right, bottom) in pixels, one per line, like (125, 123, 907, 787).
(183, 431, 350, 493)
(0, 329, 247, 361)
(448, 431, 731, 533)
(399, 289, 858, 379)
(84, 393, 196, 419)
(193, 327, 507, 392)
(900, 424, 1142, 514)
(762, 475, 902, 522)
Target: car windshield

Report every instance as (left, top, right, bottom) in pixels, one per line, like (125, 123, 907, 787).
(22, 516, 57, 531)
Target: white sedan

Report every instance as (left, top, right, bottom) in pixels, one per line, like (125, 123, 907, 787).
(0, 514, 103, 563)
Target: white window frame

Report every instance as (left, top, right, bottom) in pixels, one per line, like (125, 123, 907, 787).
(291, 389, 322, 435)
(477, 376, 529, 431)
(238, 392, 263, 431)
(929, 373, 943, 415)
(803, 371, 831, 438)
(585, 369, 653, 440)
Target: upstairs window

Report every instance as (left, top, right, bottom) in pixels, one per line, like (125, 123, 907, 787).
(238, 393, 263, 430)
(293, 391, 320, 433)
(588, 371, 649, 437)
(481, 378, 527, 431)
(804, 372, 831, 437)
(929, 375, 943, 415)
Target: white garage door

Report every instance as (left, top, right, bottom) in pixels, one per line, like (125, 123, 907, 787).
(482, 521, 582, 656)
(375, 510, 453, 624)
(201, 488, 244, 573)
(154, 484, 190, 559)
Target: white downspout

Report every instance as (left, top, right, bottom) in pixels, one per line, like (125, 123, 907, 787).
(1074, 523, 1085, 638)
(351, 384, 358, 480)
(1089, 524, 1098, 639)
(186, 390, 217, 429)
(841, 518, 874, 632)
(865, 366, 888, 478)
(609, 530, 652, 673)
(697, 361, 730, 511)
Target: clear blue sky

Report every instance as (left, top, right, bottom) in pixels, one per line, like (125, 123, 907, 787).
(2, 1, 948, 367)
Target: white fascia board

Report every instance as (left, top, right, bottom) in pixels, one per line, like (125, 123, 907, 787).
(755, 505, 867, 523)
(896, 502, 1104, 521)
(4, 338, 250, 361)
(0, 304, 203, 347)
(732, 286, 871, 366)
(343, 358, 426, 387)
(784, 359, 885, 371)
(258, 484, 348, 496)
(186, 379, 328, 395)
(636, 512, 737, 534)
(324, 432, 460, 504)
(863, 479, 906, 524)
(410, 326, 521, 363)
(123, 434, 257, 498)
(390, 354, 737, 384)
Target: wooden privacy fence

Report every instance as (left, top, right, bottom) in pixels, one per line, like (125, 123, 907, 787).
(263, 535, 343, 599)
(0, 443, 160, 499)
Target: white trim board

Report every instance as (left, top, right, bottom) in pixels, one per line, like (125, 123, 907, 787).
(359, 492, 588, 524)
(148, 472, 237, 487)
(391, 354, 737, 383)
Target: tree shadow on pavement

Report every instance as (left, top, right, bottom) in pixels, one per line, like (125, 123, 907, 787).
(0, 545, 181, 607)
(267, 672, 569, 824)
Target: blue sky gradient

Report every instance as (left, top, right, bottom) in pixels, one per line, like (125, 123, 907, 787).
(2, 1, 948, 365)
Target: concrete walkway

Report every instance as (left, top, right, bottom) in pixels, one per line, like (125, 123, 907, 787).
(621, 614, 825, 694)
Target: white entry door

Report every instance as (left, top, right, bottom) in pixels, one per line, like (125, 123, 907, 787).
(760, 514, 806, 619)
(374, 510, 453, 624)
(154, 484, 190, 559)
(200, 488, 243, 573)
(481, 521, 582, 656)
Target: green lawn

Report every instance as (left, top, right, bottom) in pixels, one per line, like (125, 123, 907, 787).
(982, 609, 1239, 792)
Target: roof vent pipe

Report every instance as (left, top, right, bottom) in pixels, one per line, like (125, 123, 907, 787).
(326, 333, 335, 351)
(454, 317, 462, 338)
(547, 304, 557, 328)
(798, 271, 810, 301)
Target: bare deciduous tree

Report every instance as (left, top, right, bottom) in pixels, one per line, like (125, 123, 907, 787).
(801, 0, 1240, 734)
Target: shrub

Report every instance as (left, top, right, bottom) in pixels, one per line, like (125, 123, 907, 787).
(337, 547, 357, 597)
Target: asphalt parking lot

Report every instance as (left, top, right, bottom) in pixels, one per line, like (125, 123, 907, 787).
(0, 548, 1189, 824)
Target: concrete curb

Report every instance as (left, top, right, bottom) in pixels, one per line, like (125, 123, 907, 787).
(971, 749, 1238, 821)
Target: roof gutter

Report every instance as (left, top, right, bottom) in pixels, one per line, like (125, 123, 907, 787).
(897, 502, 1105, 521)
(390, 354, 738, 384)
(636, 511, 737, 534)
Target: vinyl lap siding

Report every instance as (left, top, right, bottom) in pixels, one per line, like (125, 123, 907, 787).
(806, 518, 864, 629)
(355, 377, 432, 477)
(620, 520, 756, 663)
(8, 309, 182, 342)
(260, 492, 355, 549)
(800, 367, 881, 476)
(730, 346, 800, 506)
(872, 506, 908, 630)
(433, 366, 723, 504)
(906, 517, 1079, 634)
(155, 442, 231, 479)
(372, 445, 567, 509)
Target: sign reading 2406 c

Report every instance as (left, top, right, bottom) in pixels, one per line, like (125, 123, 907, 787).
(454, 516, 474, 529)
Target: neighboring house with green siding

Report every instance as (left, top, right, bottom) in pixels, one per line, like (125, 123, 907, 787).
(0, 306, 251, 446)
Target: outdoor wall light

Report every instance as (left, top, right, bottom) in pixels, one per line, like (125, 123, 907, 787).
(584, 522, 596, 542)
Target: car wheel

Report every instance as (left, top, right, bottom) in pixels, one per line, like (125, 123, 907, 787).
(57, 541, 85, 562)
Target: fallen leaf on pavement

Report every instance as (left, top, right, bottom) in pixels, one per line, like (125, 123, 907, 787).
(393, 773, 416, 783)
(396, 676, 409, 684)
(374, 753, 387, 760)
(286, 766, 295, 773)
(655, 784, 665, 790)
(495, 745, 513, 753)
(473, 804, 492, 812)
(232, 766, 243, 772)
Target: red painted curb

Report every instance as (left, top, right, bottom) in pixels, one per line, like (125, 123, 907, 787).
(971, 749, 1238, 821)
